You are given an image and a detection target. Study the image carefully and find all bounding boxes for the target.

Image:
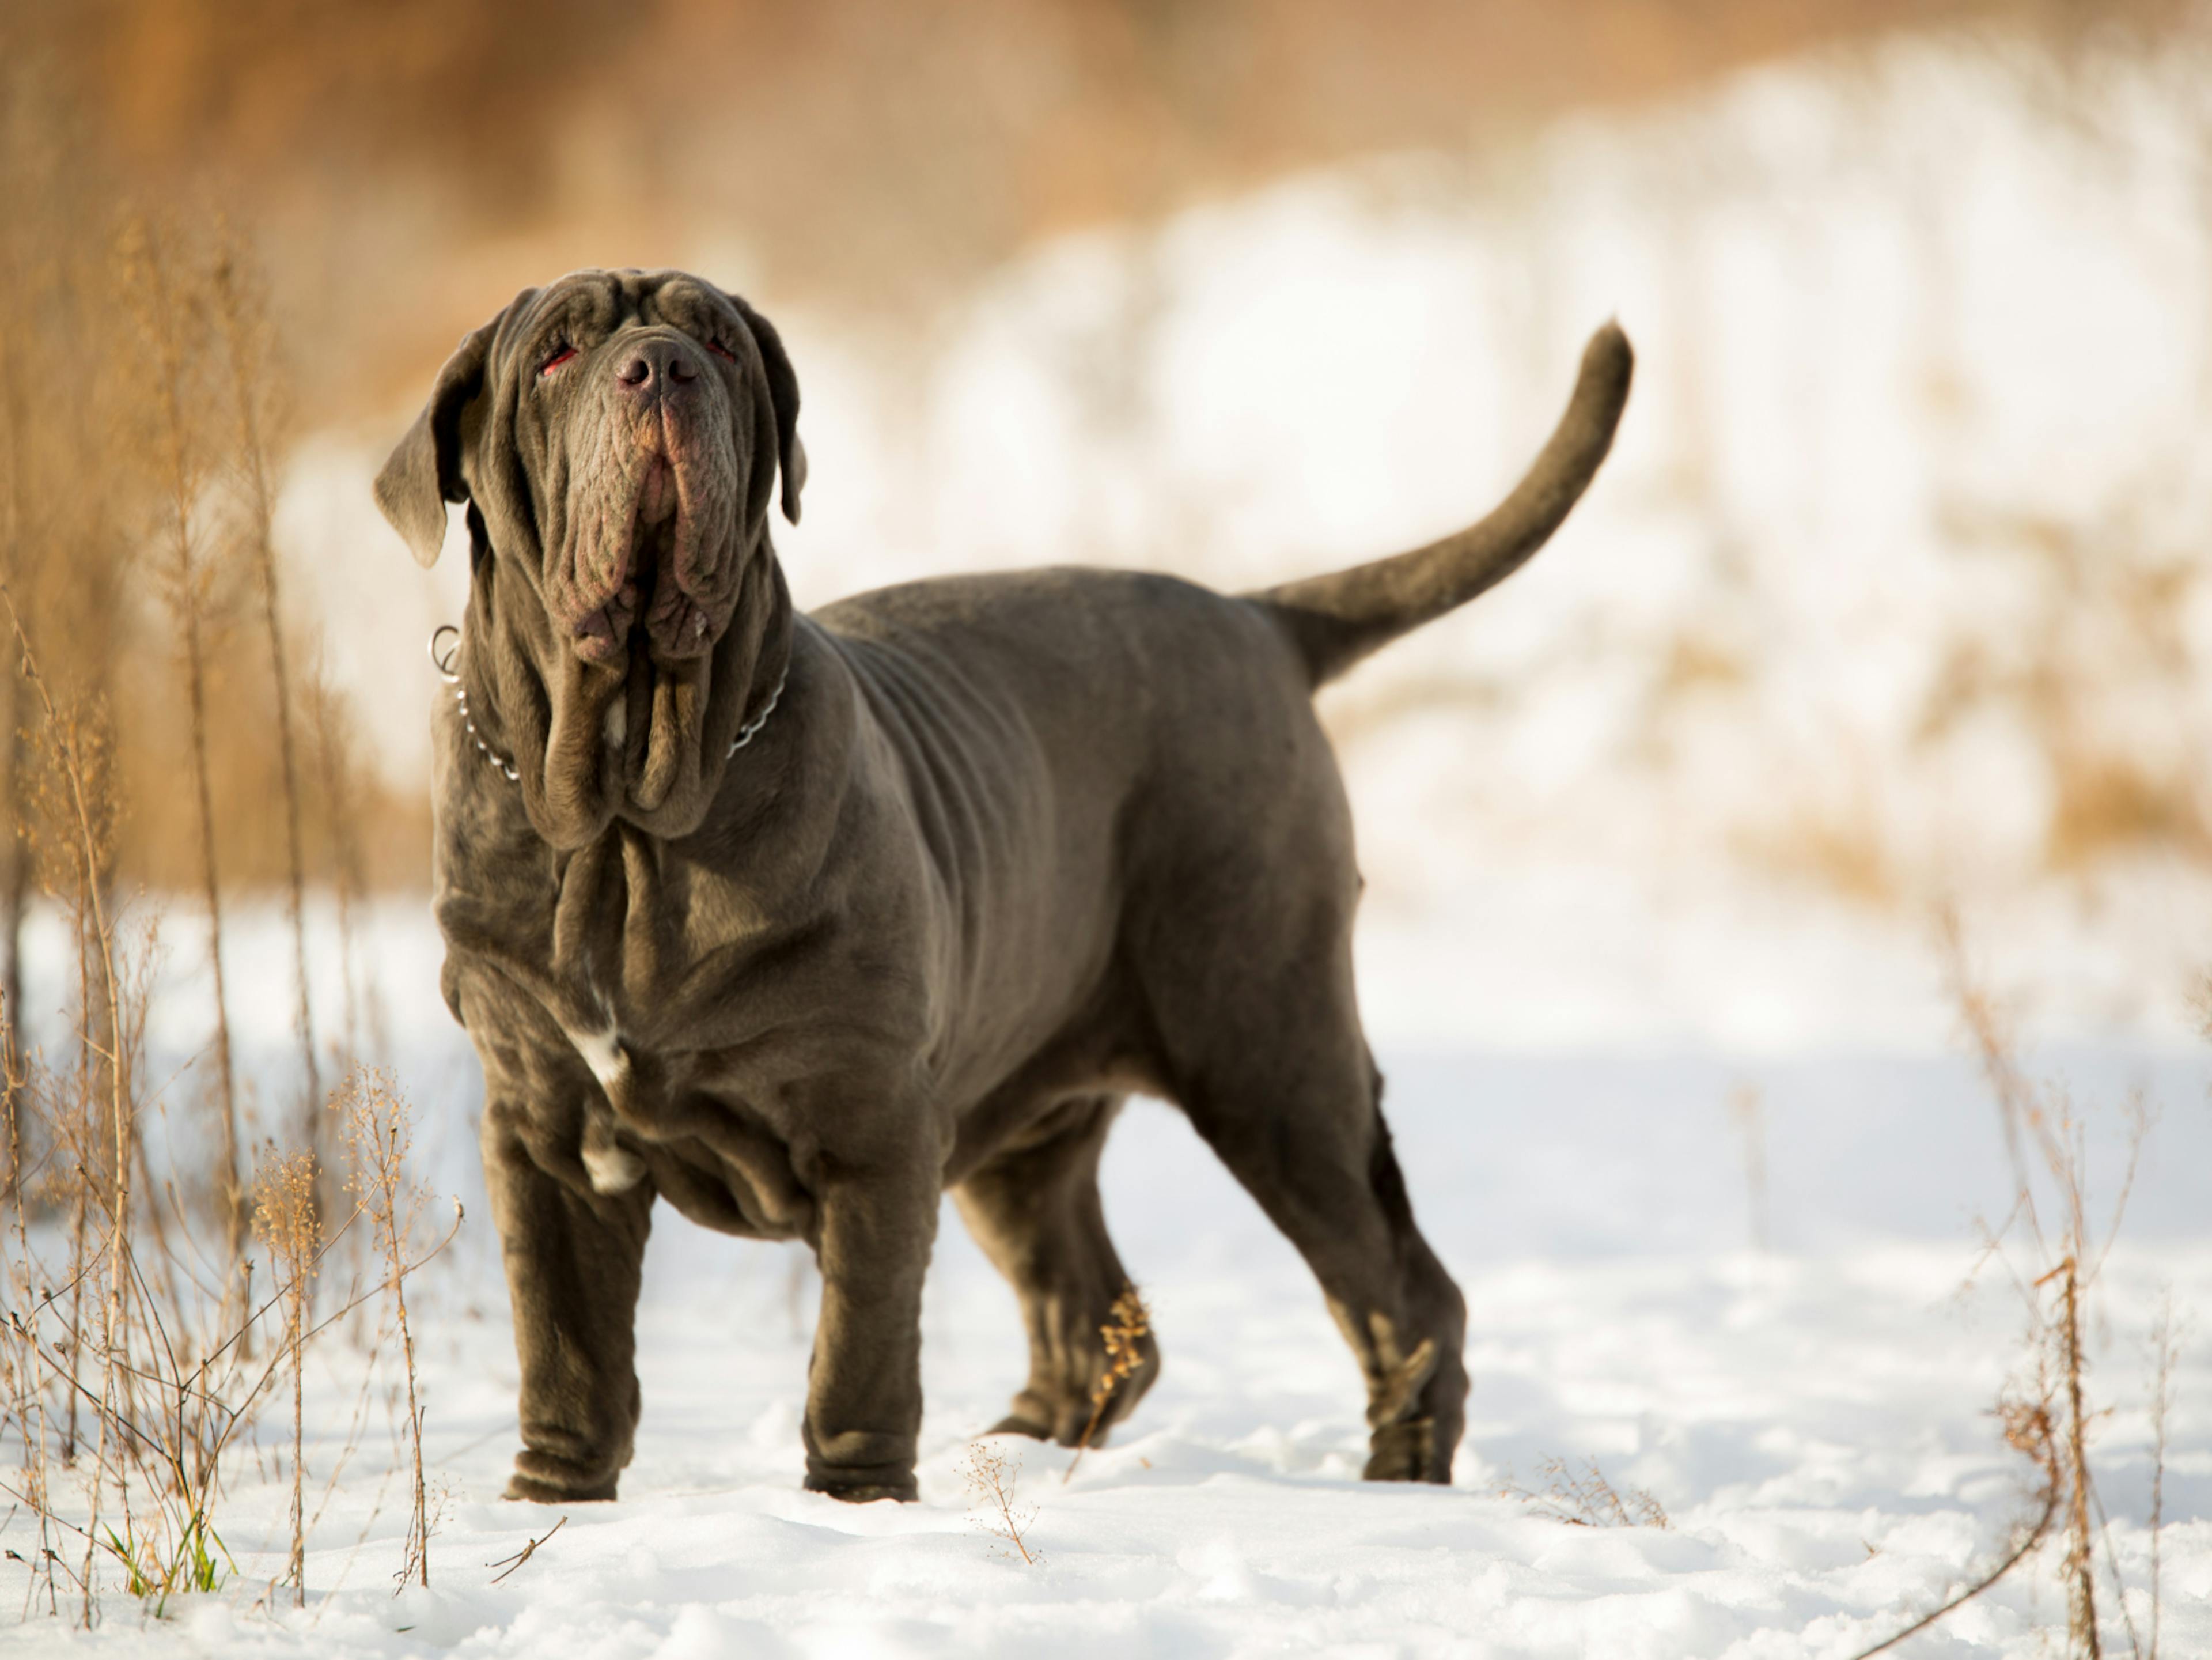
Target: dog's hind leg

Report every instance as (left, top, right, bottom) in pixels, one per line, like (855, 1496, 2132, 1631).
(1144, 905, 1468, 1483)
(953, 1093, 1160, 1446)
(1185, 1048, 1465, 1481)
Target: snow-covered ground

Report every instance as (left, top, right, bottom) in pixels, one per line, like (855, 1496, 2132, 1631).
(0, 899, 2206, 1657)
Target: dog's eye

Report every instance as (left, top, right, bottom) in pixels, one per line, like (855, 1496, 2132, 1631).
(706, 341, 740, 365)
(539, 343, 578, 377)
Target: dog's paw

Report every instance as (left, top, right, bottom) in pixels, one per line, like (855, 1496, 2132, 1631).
(504, 1469, 618, 1503)
(804, 1472, 919, 1504)
(1362, 1415, 1449, 1484)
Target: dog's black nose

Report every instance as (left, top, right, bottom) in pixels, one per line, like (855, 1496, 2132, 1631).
(615, 338, 699, 396)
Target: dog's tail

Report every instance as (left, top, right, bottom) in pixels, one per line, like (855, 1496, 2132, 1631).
(1247, 322, 1633, 689)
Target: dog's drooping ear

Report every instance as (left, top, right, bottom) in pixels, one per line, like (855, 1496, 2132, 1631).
(375, 323, 495, 566)
(728, 293, 806, 526)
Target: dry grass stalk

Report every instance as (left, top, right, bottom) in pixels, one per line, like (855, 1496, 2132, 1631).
(0, 599, 171, 1621)
(1946, 920, 2134, 1653)
(0, 592, 473, 1625)
(1, 1068, 453, 1624)
(2044, 1254, 2100, 1657)
(1063, 1284, 1150, 1484)
(1495, 1455, 1671, 1530)
(2, 80, 408, 902)
(3, 589, 139, 1622)
(251, 1148, 321, 1606)
(2143, 1296, 2175, 1660)
(1853, 910, 2160, 1659)
(0, 118, 465, 1624)
(0, 294, 31, 1041)
(9, 617, 128, 1481)
(961, 1442, 1041, 1566)
(336, 1069, 450, 1591)
(305, 668, 380, 1071)
(486, 1514, 566, 1585)
(211, 232, 321, 1178)
(117, 216, 244, 1299)
(54, 1047, 92, 1477)
(1, 1000, 63, 1618)
(1, 1160, 442, 1622)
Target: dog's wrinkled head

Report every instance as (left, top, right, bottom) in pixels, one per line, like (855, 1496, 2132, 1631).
(377, 269, 804, 844)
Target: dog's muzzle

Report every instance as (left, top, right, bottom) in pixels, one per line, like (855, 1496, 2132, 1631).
(553, 338, 745, 670)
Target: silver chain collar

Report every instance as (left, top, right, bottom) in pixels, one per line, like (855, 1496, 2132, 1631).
(429, 623, 789, 786)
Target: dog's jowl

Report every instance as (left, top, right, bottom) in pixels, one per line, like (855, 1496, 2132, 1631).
(376, 269, 1632, 1503)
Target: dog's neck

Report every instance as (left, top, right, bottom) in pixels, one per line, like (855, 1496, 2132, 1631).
(458, 546, 796, 849)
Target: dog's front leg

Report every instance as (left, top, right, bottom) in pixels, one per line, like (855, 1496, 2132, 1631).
(482, 1095, 654, 1503)
(802, 1152, 940, 1502)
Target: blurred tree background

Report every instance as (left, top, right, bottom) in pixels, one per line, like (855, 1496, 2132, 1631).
(17, 1, 2113, 423)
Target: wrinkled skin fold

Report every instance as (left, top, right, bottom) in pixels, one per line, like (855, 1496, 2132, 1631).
(376, 267, 1633, 1504)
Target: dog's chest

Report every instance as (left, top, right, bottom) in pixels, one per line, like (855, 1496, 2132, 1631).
(448, 805, 908, 1116)
(532, 823, 808, 1065)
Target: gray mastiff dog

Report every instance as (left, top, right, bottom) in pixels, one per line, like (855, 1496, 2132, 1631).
(375, 269, 1631, 1504)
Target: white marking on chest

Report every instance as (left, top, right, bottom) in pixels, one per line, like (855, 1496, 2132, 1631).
(581, 1137, 646, 1196)
(568, 1024, 631, 1094)
(571, 1020, 643, 1194)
